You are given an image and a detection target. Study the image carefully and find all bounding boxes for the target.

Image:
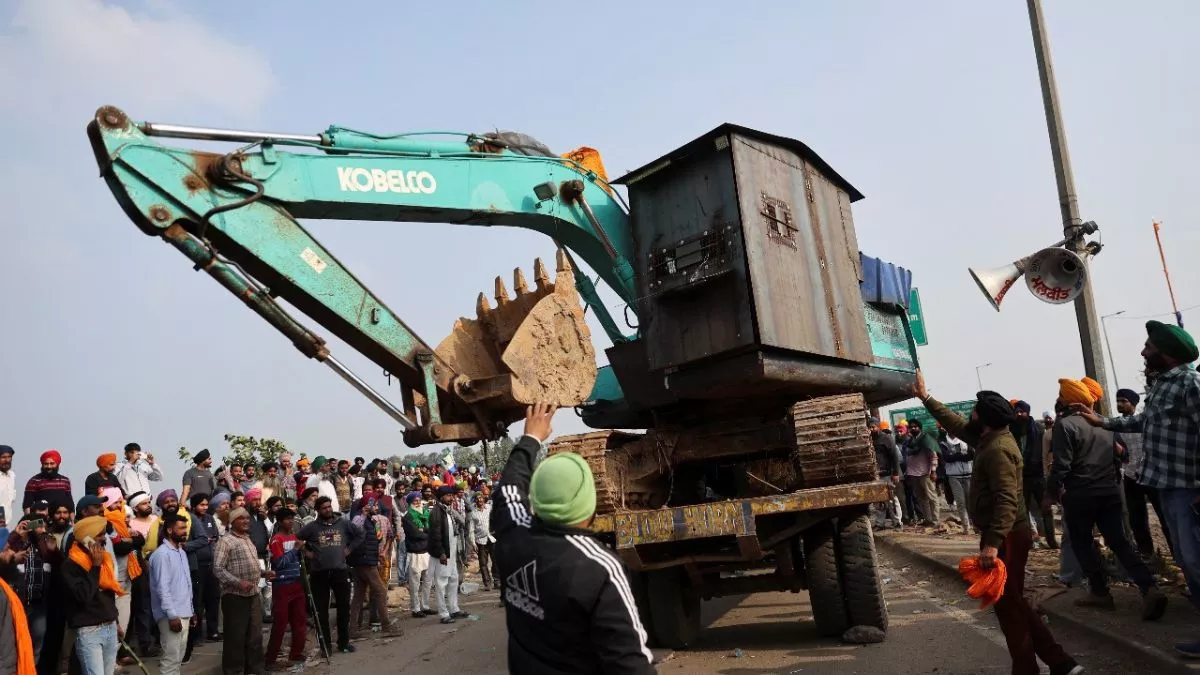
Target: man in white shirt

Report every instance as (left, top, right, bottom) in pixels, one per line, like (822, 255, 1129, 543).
(0, 446, 15, 526)
(116, 442, 164, 497)
(312, 457, 339, 510)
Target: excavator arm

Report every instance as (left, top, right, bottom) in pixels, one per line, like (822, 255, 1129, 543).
(88, 105, 634, 446)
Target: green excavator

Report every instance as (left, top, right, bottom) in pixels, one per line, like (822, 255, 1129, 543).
(90, 106, 920, 647)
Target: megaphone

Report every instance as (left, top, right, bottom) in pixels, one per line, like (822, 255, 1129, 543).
(969, 245, 1094, 311)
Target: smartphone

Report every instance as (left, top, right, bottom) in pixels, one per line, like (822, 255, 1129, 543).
(26, 518, 44, 530)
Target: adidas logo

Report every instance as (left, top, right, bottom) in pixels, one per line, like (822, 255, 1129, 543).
(506, 560, 539, 600)
(504, 560, 544, 619)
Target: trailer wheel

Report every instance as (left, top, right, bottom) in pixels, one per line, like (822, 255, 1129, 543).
(837, 514, 888, 632)
(627, 570, 660, 647)
(645, 568, 702, 649)
(803, 520, 849, 637)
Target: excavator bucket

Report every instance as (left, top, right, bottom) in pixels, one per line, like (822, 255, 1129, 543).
(435, 249, 597, 420)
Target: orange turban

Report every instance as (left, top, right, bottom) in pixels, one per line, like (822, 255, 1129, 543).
(1058, 379, 1095, 407)
(1081, 377, 1103, 402)
(97, 453, 117, 468)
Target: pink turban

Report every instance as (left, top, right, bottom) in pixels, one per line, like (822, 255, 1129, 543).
(245, 487, 263, 502)
(100, 487, 124, 506)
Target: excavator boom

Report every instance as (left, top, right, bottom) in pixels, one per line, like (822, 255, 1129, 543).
(89, 106, 632, 446)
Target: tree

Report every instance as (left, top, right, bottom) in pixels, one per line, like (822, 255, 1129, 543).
(390, 433, 547, 477)
(176, 435, 297, 470)
(221, 434, 290, 468)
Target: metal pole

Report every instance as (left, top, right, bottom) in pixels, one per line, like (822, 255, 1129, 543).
(324, 357, 418, 430)
(1101, 310, 1125, 405)
(1152, 221, 1184, 327)
(1026, 0, 1112, 415)
(139, 121, 324, 144)
(976, 362, 992, 391)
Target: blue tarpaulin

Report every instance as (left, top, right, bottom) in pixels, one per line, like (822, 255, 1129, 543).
(859, 253, 912, 309)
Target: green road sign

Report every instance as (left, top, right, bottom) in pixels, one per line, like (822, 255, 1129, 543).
(908, 288, 928, 346)
(889, 400, 975, 431)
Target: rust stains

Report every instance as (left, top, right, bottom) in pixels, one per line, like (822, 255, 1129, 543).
(96, 106, 128, 130)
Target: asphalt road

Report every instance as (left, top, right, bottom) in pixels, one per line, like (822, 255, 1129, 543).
(241, 549, 1149, 675)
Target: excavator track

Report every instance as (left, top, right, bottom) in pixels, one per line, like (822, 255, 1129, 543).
(789, 393, 878, 488)
(554, 394, 877, 515)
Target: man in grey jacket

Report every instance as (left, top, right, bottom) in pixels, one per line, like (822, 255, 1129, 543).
(1047, 379, 1166, 620)
(297, 497, 364, 654)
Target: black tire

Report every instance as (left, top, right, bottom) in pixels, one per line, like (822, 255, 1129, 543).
(627, 569, 660, 647)
(803, 520, 850, 637)
(837, 514, 888, 632)
(645, 568, 702, 649)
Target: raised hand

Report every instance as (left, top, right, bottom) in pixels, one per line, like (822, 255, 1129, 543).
(523, 402, 555, 442)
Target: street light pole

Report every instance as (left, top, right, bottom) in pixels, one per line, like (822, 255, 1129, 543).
(1101, 310, 1125, 397)
(976, 362, 993, 391)
(1026, 0, 1112, 416)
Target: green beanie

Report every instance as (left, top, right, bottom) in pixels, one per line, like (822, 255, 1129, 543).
(1147, 320, 1199, 363)
(529, 452, 596, 527)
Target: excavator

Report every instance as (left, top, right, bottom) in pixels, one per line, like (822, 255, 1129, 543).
(89, 105, 920, 648)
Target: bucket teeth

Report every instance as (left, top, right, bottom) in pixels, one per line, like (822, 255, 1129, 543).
(513, 268, 529, 295)
(533, 258, 550, 290)
(494, 277, 510, 306)
(555, 248, 573, 274)
(476, 292, 491, 319)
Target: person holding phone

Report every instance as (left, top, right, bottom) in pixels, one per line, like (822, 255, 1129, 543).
(61, 516, 121, 675)
(6, 512, 58, 661)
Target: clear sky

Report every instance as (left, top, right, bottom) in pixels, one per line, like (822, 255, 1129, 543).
(1, 0, 1196, 491)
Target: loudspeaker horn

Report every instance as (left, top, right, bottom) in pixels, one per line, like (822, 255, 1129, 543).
(969, 246, 1090, 311)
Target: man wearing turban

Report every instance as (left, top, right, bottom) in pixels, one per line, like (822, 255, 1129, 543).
(912, 372, 1083, 674)
(1048, 379, 1167, 620)
(1009, 401, 1056, 549)
(310, 458, 340, 510)
(1076, 320, 1200, 658)
(0, 445, 16, 535)
(61, 516, 121, 674)
(22, 451, 74, 517)
(181, 450, 217, 506)
(85, 453, 123, 498)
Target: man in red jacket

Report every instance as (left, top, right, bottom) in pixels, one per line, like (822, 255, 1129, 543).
(22, 450, 74, 517)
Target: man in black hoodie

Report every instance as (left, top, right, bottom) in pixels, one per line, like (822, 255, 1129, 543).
(296, 497, 363, 655)
(492, 403, 655, 675)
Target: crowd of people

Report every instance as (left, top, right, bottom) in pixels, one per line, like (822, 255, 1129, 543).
(873, 319, 1200, 674)
(0, 441, 503, 674)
